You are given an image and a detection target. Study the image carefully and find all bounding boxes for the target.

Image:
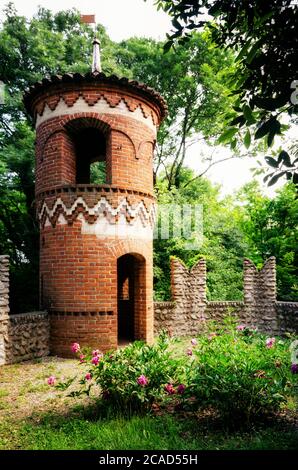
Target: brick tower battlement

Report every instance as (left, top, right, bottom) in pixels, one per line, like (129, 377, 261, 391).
(24, 72, 166, 356)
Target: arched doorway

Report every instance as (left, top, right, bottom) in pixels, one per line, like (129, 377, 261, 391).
(117, 253, 146, 343)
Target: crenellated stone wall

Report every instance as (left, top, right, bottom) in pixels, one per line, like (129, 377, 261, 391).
(242, 257, 278, 332)
(1, 254, 298, 365)
(0, 255, 50, 364)
(5, 312, 50, 363)
(168, 258, 207, 336)
(276, 302, 298, 334)
(0, 255, 9, 365)
(154, 257, 298, 336)
(153, 301, 176, 336)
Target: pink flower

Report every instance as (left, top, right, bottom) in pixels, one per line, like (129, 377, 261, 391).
(186, 348, 193, 356)
(191, 338, 197, 346)
(177, 384, 186, 395)
(47, 375, 56, 386)
(85, 373, 92, 381)
(71, 342, 80, 353)
(164, 383, 176, 395)
(236, 325, 246, 331)
(79, 354, 86, 363)
(92, 349, 101, 357)
(91, 355, 100, 365)
(137, 375, 148, 386)
(265, 337, 276, 348)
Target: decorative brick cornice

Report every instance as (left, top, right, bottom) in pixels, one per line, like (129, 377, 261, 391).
(24, 72, 167, 123)
(34, 92, 159, 125)
(38, 194, 157, 228)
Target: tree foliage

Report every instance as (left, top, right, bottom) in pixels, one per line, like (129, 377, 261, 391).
(154, 170, 298, 301)
(237, 181, 298, 301)
(0, 4, 296, 311)
(154, 0, 298, 186)
(0, 5, 121, 311)
(116, 33, 236, 189)
(154, 167, 248, 300)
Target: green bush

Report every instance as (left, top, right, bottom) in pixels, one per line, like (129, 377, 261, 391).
(64, 332, 184, 415)
(187, 318, 297, 423)
(94, 334, 184, 413)
(54, 319, 297, 425)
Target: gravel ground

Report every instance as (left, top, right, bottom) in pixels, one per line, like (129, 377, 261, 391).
(0, 356, 92, 422)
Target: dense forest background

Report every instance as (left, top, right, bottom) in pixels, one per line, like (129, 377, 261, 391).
(0, 4, 297, 313)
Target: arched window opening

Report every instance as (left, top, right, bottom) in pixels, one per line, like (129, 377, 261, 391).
(73, 127, 107, 184)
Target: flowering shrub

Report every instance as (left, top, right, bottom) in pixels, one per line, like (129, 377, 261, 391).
(186, 319, 297, 423)
(63, 332, 184, 414)
(51, 319, 297, 424)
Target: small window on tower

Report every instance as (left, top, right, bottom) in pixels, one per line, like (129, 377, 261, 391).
(69, 126, 107, 184)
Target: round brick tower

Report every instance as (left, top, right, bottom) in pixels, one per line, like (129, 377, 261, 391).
(24, 60, 166, 356)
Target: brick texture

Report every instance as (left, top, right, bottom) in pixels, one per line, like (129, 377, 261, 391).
(29, 79, 163, 356)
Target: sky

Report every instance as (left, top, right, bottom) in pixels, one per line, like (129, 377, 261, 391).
(0, 0, 288, 197)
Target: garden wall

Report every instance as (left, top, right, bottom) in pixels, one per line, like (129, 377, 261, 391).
(154, 257, 298, 336)
(0, 255, 9, 365)
(1, 254, 298, 365)
(0, 255, 49, 364)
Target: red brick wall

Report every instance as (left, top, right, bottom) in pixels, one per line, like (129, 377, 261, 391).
(33, 82, 160, 356)
(35, 113, 155, 195)
(41, 222, 153, 356)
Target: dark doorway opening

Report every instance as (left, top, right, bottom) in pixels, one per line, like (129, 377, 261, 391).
(117, 254, 135, 342)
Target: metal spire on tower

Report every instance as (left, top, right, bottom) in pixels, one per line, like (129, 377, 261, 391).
(92, 36, 101, 73)
(80, 14, 101, 73)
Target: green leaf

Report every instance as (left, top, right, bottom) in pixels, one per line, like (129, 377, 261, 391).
(253, 95, 289, 111)
(230, 139, 237, 150)
(217, 127, 238, 144)
(230, 115, 246, 127)
(242, 105, 253, 122)
(267, 130, 275, 147)
(172, 18, 182, 30)
(235, 40, 252, 62)
(163, 41, 172, 53)
(278, 151, 292, 168)
(255, 118, 280, 140)
(246, 38, 264, 64)
(244, 130, 251, 149)
(265, 157, 279, 168)
(263, 172, 275, 183)
(268, 172, 286, 186)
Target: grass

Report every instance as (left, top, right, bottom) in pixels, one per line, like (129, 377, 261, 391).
(1, 412, 298, 450)
(0, 338, 297, 451)
(0, 389, 9, 398)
